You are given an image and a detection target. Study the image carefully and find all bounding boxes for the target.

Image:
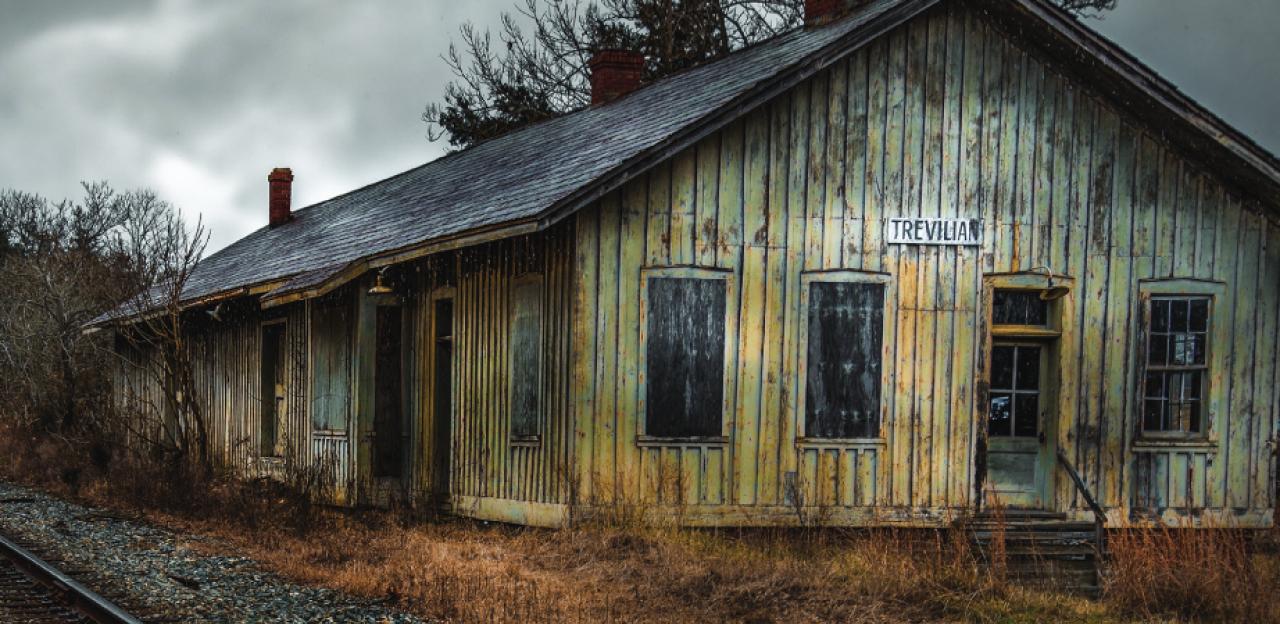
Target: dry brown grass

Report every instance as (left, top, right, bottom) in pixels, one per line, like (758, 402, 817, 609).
(3, 424, 1276, 623)
(37, 482, 1118, 624)
(163, 512, 1108, 624)
(1105, 523, 1280, 623)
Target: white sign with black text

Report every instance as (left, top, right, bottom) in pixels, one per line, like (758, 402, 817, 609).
(886, 217, 982, 246)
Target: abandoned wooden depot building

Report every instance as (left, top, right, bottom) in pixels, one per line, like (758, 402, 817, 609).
(98, 0, 1280, 530)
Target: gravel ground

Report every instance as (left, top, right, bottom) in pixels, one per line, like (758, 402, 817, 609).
(0, 481, 425, 623)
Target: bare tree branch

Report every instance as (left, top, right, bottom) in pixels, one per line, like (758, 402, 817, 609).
(424, 0, 1116, 149)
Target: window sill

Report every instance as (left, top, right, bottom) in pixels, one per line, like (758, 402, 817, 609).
(312, 429, 348, 438)
(795, 437, 886, 448)
(637, 435, 728, 448)
(510, 435, 541, 448)
(1132, 439, 1218, 452)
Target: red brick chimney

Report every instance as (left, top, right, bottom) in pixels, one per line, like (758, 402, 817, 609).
(805, 0, 869, 26)
(268, 167, 293, 228)
(589, 49, 644, 105)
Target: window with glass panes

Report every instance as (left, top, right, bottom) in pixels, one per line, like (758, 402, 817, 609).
(988, 345, 1042, 438)
(992, 290, 1048, 326)
(987, 289, 1048, 440)
(1142, 297, 1210, 434)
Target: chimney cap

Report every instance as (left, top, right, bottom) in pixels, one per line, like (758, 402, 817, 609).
(589, 48, 645, 68)
(805, 0, 869, 26)
(268, 167, 293, 181)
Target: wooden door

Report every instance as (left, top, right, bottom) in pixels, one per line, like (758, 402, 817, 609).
(260, 322, 287, 457)
(985, 342, 1052, 508)
(372, 305, 405, 481)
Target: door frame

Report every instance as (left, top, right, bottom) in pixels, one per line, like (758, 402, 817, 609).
(259, 318, 288, 459)
(356, 274, 409, 506)
(976, 271, 1075, 512)
(984, 340, 1053, 508)
(371, 299, 409, 486)
(428, 286, 456, 504)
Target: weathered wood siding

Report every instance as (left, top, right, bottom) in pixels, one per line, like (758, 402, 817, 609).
(111, 333, 168, 447)
(113, 302, 311, 474)
(111, 225, 577, 519)
(395, 225, 577, 519)
(309, 292, 355, 503)
(572, 3, 1279, 525)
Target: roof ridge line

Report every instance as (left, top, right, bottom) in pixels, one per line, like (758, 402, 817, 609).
(287, 7, 837, 220)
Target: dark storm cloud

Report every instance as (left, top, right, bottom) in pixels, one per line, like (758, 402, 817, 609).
(0, 1, 1276, 253)
(0, 0, 511, 251)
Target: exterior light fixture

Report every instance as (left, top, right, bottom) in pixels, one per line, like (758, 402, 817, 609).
(1028, 266, 1070, 301)
(368, 268, 395, 296)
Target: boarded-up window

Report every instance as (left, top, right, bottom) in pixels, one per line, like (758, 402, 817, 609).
(311, 299, 353, 432)
(1142, 296, 1210, 434)
(804, 281, 884, 438)
(510, 277, 542, 439)
(645, 276, 726, 438)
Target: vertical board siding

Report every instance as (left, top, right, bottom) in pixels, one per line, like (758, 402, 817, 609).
(110, 5, 1277, 527)
(423, 224, 576, 506)
(114, 302, 312, 478)
(114, 224, 576, 512)
(112, 336, 167, 451)
(310, 434, 353, 504)
(571, 4, 1278, 525)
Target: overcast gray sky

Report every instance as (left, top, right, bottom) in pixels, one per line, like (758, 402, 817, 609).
(1, 1, 1276, 253)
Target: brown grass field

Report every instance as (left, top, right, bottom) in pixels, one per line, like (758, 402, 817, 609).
(2, 426, 1277, 623)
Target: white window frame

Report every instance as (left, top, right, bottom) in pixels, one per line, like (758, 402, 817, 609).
(1134, 278, 1227, 446)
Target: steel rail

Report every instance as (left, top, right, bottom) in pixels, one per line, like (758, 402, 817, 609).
(0, 532, 142, 624)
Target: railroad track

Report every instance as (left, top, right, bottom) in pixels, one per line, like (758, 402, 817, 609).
(0, 532, 142, 624)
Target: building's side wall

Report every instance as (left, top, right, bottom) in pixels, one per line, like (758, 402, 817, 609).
(572, 3, 1278, 526)
(308, 290, 356, 504)
(112, 301, 311, 476)
(112, 331, 168, 449)
(111, 225, 578, 520)
(393, 225, 577, 523)
(190, 303, 310, 471)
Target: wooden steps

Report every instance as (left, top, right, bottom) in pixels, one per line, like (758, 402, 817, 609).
(967, 512, 1102, 596)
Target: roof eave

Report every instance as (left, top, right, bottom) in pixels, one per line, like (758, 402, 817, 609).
(84, 279, 288, 330)
(258, 219, 541, 308)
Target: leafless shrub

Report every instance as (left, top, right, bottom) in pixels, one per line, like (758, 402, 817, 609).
(0, 183, 139, 435)
(110, 201, 211, 478)
(0, 181, 215, 503)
